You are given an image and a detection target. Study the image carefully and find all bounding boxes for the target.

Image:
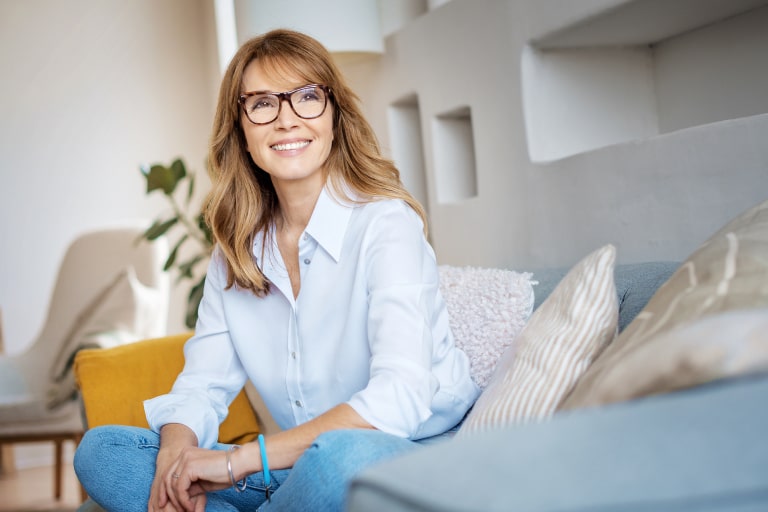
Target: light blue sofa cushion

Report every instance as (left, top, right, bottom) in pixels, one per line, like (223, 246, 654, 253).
(532, 261, 678, 332)
(347, 373, 768, 512)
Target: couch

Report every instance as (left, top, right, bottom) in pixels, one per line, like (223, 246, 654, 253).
(347, 198, 768, 511)
(74, 199, 768, 511)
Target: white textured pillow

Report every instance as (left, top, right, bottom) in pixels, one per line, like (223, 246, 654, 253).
(439, 265, 534, 389)
(458, 244, 618, 436)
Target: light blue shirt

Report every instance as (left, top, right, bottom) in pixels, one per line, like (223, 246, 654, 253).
(144, 186, 479, 448)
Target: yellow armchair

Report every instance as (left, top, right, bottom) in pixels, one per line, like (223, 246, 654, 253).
(74, 333, 260, 446)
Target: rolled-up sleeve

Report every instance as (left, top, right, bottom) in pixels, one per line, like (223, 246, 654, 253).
(346, 204, 443, 438)
(144, 248, 248, 448)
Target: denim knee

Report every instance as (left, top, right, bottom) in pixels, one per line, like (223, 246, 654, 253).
(74, 425, 160, 512)
(75, 425, 159, 473)
(263, 429, 417, 511)
(307, 429, 417, 479)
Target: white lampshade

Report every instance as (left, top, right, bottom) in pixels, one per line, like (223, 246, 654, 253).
(233, 0, 383, 54)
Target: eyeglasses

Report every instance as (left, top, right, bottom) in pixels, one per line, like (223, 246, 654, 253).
(238, 84, 331, 125)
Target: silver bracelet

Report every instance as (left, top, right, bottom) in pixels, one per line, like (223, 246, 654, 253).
(226, 445, 248, 492)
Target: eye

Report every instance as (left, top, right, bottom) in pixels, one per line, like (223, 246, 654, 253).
(296, 88, 322, 103)
(248, 95, 277, 112)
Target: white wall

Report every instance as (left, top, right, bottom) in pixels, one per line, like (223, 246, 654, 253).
(0, 0, 220, 357)
(344, 0, 768, 271)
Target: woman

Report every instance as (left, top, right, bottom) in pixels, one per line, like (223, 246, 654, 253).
(75, 29, 479, 511)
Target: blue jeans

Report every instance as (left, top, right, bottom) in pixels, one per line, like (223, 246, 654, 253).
(74, 426, 446, 511)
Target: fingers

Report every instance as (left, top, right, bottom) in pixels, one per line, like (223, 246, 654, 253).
(165, 471, 187, 511)
(149, 471, 174, 512)
(174, 475, 196, 512)
(194, 492, 207, 512)
(169, 469, 206, 512)
(159, 446, 234, 511)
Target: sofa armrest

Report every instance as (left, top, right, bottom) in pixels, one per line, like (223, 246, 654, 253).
(348, 373, 768, 512)
(74, 333, 260, 445)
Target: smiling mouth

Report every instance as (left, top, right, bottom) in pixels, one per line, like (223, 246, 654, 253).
(271, 141, 310, 151)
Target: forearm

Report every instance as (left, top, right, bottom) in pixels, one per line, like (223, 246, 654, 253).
(157, 423, 198, 467)
(160, 423, 198, 449)
(231, 403, 373, 479)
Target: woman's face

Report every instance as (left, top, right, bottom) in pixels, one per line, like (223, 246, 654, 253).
(240, 59, 334, 189)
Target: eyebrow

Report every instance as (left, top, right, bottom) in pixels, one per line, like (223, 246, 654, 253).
(242, 84, 316, 96)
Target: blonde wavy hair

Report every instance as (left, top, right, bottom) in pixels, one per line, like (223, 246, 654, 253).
(207, 29, 427, 296)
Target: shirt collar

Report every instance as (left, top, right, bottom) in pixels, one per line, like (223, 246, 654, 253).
(252, 184, 355, 267)
(305, 184, 354, 263)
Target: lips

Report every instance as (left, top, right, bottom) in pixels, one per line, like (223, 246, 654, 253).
(270, 140, 310, 151)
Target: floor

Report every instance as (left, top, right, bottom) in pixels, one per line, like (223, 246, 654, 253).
(0, 463, 82, 511)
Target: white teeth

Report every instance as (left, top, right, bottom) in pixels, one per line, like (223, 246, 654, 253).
(271, 141, 310, 151)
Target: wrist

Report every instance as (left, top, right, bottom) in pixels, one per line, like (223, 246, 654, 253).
(226, 445, 248, 492)
(232, 440, 262, 479)
(159, 423, 198, 450)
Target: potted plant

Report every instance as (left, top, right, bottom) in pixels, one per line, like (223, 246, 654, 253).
(138, 158, 213, 328)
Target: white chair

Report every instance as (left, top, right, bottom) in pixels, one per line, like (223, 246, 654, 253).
(0, 224, 169, 500)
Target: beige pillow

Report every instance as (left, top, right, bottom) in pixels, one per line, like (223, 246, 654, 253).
(439, 265, 534, 389)
(46, 266, 166, 408)
(458, 244, 618, 435)
(567, 308, 768, 405)
(562, 199, 768, 409)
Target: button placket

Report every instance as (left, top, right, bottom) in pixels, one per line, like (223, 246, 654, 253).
(286, 307, 307, 423)
(298, 234, 316, 273)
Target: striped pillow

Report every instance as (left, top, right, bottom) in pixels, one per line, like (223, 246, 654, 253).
(562, 198, 768, 409)
(458, 244, 618, 435)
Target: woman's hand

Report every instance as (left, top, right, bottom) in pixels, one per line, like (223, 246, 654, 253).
(164, 445, 235, 511)
(148, 424, 199, 512)
(148, 444, 185, 512)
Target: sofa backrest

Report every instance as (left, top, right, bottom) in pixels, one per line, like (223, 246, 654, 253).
(531, 261, 679, 332)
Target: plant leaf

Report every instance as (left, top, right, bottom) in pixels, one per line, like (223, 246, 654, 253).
(143, 218, 178, 241)
(185, 275, 206, 329)
(197, 212, 214, 246)
(164, 234, 188, 271)
(171, 158, 187, 182)
(176, 254, 205, 282)
(145, 164, 179, 195)
(186, 173, 195, 205)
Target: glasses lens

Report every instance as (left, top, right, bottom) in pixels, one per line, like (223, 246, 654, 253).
(290, 86, 327, 119)
(242, 86, 328, 124)
(243, 94, 280, 124)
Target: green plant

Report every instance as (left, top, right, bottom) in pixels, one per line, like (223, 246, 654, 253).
(139, 158, 213, 328)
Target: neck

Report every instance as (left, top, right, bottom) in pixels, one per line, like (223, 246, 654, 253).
(273, 174, 324, 234)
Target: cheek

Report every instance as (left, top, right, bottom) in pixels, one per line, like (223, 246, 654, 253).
(243, 130, 260, 156)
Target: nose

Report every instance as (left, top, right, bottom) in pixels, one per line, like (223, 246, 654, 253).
(274, 97, 299, 128)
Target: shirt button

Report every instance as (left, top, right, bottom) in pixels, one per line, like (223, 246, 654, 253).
(295, 400, 303, 407)
(303, 234, 309, 241)
(303, 258, 311, 265)
(291, 351, 297, 359)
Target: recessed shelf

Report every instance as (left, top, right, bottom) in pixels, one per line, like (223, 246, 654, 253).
(432, 106, 477, 203)
(532, 0, 768, 48)
(388, 94, 429, 211)
(523, 1, 768, 163)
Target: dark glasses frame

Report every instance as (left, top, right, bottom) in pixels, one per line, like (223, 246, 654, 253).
(238, 84, 331, 125)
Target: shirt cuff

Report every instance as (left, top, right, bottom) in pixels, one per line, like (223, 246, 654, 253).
(144, 391, 224, 448)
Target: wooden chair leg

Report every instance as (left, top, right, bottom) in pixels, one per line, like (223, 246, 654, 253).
(74, 433, 89, 503)
(0, 444, 16, 475)
(54, 439, 63, 500)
